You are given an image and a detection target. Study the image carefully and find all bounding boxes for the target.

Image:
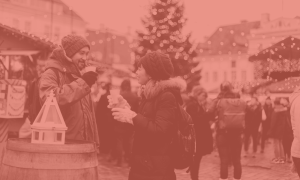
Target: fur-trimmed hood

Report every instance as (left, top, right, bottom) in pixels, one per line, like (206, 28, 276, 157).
(138, 77, 186, 104)
(45, 47, 81, 76)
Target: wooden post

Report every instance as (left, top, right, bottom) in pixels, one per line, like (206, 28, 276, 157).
(0, 119, 9, 170)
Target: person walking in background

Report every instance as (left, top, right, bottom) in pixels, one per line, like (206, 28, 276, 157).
(210, 81, 246, 180)
(185, 86, 213, 180)
(95, 83, 115, 157)
(39, 34, 99, 144)
(280, 97, 293, 163)
(110, 51, 186, 180)
(269, 98, 287, 164)
(244, 97, 262, 158)
(113, 79, 139, 166)
(290, 87, 300, 177)
(261, 97, 273, 153)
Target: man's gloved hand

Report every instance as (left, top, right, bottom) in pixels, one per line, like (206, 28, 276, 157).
(81, 71, 98, 87)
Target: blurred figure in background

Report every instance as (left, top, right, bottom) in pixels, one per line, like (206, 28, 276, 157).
(210, 81, 246, 180)
(113, 79, 139, 166)
(269, 98, 287, 164)
(290, 87, 300, 177)
(244, 97, 262, 158)
(95, 83, 115, 155)
(185, 86, 213, 180)
(280, 97, 293, 163)
(261, 97, 273, 153)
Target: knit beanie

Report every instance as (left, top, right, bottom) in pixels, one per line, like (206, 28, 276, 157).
(61, 34, 90, 58)
(140, 51, 174, 81)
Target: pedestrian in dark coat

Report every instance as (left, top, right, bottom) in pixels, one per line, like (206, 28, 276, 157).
(186, 86, 213, 180)
(280, 97, 293, 163)
(95, 83, 115, 155)
(114, 79, 139, 166)
(261, 97, 273, 153)
(209, 81, 245, 180)
(269, 98, 287, 163)
(110, 51, 185, 180)
(244, 97, 262, 157)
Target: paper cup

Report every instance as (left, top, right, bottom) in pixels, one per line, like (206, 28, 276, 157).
(85, 66, 96, 72)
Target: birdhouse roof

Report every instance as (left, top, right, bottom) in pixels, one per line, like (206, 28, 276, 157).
(31, 91, 67, 131)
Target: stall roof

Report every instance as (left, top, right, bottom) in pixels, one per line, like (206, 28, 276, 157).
(0, 23, 56, 51)
(262, 77, 300, 93)
(249, 36, 300, 61)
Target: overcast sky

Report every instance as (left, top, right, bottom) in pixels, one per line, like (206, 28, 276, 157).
(62, 0, 300, 42)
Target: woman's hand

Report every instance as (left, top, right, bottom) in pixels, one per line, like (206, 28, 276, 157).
(111, 108, 137, 125)
(107, 95, 131, 109)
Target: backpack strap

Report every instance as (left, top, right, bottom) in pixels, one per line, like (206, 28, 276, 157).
(45, 67, 61, 88)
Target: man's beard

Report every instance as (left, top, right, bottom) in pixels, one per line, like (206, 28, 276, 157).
(77, 60, 86, 70)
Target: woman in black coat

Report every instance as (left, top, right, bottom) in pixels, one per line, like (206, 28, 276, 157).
(186, 86, 213, 180)
(110, 51, 185, 180)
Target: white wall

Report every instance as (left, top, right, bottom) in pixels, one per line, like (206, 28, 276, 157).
(199, 54, 254, 91)
(0, 0, 86, 44)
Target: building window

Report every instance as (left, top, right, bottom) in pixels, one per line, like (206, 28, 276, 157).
(231, 60, 236, 68)
(224, 71, 227, 81)
(54, 4, 63, 14)
(24, 21, 31, 32)
(231, 71, 237, 82)
(241, 71, 247, 81)
(213, 72, 218, 82)
(12, 19, 19, 29)
(205, 72, 209, 82)
(54, 27, 60, 42)
(44, 25, 50, 38)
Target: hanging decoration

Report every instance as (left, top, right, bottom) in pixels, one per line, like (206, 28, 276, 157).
(249, 36, 300, 79)
(0, 79, 26, 118)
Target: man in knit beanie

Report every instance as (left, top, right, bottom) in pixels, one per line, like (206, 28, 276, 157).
(61, 34, 91, 71)
(38, 34, 99, 145)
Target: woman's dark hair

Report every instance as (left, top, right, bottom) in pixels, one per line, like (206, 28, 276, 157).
(274, 98, 281, 105)
(120, 79, 131, 92)
(220, 81, 233, 93)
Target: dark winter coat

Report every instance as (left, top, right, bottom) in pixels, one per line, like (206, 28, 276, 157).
(264, 104, 273, 123)
(269, 106, 288, 139)
(95, 92, 115, 153)
(39, 47, 99, 144)
(263, 104, 273, 128)
(283, 107, 293, 140)
(186, 98, 213, 156)
(128, 78, 185, 180)
(245, 104, 262, 131)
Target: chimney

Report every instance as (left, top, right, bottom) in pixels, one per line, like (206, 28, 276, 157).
(261, 13, 270, 24)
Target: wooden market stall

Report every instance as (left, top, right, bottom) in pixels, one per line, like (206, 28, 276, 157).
(247, 36, 300, 102)
(0, 23, 55, 166)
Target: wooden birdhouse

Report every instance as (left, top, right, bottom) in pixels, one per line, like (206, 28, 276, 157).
(31, 90, 67, 144)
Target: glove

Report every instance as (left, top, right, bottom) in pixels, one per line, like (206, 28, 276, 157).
(107, 95, 131, 109)
(112, 108, 137, 125)
(81, 71, 98, 87)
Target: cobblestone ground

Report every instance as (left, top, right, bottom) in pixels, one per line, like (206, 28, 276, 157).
(97, 142, 299, 180)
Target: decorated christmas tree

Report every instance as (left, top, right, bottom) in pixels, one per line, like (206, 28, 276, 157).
(133, 0, 199, 89)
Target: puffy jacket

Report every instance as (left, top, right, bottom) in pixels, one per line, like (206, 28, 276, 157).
(39, 47, 99, 144)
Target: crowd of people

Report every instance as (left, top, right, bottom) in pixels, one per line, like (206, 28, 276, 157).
(36, 34, 300, 180)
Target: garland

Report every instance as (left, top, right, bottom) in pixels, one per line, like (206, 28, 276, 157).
(8, 103, 24, 112)
(254, 58, 300, 79)
(9, 93, 25, 101)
